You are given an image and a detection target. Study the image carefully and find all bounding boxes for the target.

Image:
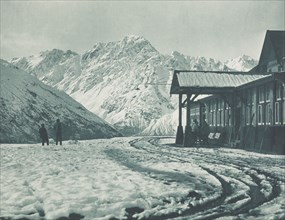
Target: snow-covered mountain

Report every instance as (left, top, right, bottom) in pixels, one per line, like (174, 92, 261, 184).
(224, 55, 258, 71)
(0, 60, 121, 143)
(11, 35, 258, 135)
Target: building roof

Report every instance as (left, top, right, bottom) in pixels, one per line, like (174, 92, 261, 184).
(192, 71, 284, 103)
(259, 30, 285, 66)
(170, 70, 270, 94)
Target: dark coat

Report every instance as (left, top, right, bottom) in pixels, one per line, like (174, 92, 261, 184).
(55, 122, 62, 135)
(200, 121, 210, 137)
(192, 122, 199, 133)
(39, 127, 48, 139)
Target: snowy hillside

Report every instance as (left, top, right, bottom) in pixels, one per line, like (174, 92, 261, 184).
(10, 49, 82, 90)
(142, 109, 186, 136)
(0, 60, 121, 143)
(11, 36, 258, 135)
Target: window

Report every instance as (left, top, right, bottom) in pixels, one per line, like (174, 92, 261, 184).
(246, 105, 251, 125)
(259, 87, 264, 103)
(246, 90, 253, 125)
(275, 102, 280, 124)
(206, 104, 211, 126)
(201, 106, 206, 122)
(265, 103, 271, 125)
(221, 111, 224, 126)
(228, 107, 232, 126)
(190, 107, 195, 117)
(282, 100, 285, 125)
(213, 102, 216, 126)
(274, 83, 284, 124)
(276, 83, 282, 100)
(220, 100, 224, 126)
(210, 101, 216, 126)
(205, 104, 209, 123)
(190, 107, 200, 123)
(258, 105, 264, 125)
(217, 100, 223, 126)
(264, 86, 271, 124)
(258, 86, 269, 126)
(225, 103, 231, 126)
(194, 107, 200, 123)
(209, 103, 213, 126)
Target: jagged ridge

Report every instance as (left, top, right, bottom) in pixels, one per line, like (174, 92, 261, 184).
(10, 36, 258, 135)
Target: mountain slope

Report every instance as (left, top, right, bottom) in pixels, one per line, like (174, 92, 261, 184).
(0, 60, 121, 143)
(224, 55, 258, 71)
(10, 36, 258, 135)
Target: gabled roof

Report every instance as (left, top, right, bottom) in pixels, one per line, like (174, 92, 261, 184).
(259, 30, 285, 66)
(170, 70, 270, 94)
(191, 71, 284, 103)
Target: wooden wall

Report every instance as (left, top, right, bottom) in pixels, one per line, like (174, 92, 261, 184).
(189, 80, 285, 154)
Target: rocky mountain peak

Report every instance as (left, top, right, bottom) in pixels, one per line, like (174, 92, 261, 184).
(82, 35, 158, 62)
(122, 34, 148, 43)
(225, 54, 258, 71)
(10, 37, 258, 135)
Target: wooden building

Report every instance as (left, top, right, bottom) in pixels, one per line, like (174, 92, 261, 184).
(170, 30, 285, 154)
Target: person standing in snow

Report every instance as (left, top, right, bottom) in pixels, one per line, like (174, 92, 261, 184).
(192, 119, 199, 145)
(54, 119, 62, 145)
(200, 118, 210, 147)
(39, 124, 49, 146)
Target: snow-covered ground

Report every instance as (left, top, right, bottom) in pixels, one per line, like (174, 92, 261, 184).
(1, 137, 284, 220)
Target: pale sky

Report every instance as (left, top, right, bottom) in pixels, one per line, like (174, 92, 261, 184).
(1, 1, 284, 61)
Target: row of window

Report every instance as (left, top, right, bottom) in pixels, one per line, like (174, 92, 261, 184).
(190, 82, 285, 127)
(247, 82, 285, 125)
(257, 101, 285, 125)
(206, 100, 231, 127)
(267, 59, 284, 72)
(190, 107, 200, 123)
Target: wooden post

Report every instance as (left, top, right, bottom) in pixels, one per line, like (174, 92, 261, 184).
(183, 93, 193, 147)
(187, 93, 191, 126)
(232, 94, 235, 141)
(175, 93, 184, 144)
(179, 93, 182, 126)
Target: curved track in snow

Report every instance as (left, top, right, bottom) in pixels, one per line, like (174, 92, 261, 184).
(122, 137, 285, 220)
(1, 137, 284, 220)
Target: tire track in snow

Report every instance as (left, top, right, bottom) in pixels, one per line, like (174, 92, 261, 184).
(105, 143, 230, 220)
(126, 138, 234, 219)
(174, 146, 283, 219)
(155, 138, 283, 219)
(153, 138, 283, 219)
(127, 137, 283, 220)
